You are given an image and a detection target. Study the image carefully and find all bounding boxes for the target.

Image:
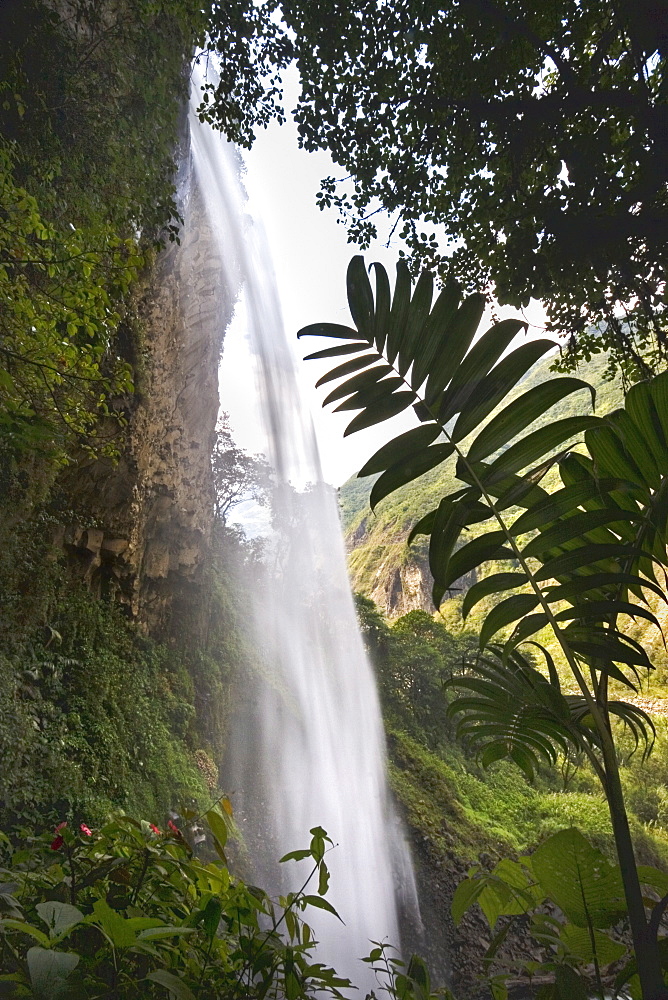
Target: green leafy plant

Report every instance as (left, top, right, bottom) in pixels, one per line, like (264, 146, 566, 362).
(363, 944, 456, 1000)
(0, 809, 351, 999)
(300, 256, 668, 997)
(452, 826, 668, 1000)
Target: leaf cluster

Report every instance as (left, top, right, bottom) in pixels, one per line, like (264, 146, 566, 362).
(283, 0, 668, 375)
(452, 826, 668, 999)
(0, 812, 352, 1000)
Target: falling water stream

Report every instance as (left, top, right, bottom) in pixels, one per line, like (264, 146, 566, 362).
(187, 65, 419, 989)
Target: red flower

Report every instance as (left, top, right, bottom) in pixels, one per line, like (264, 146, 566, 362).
(150, 824, 161, 835)
(168, 820, 180, 835)
(80, 824, 92, 836)
(51, 821, 67, 850)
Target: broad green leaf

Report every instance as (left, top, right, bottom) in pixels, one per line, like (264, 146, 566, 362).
(467, 378, 596, 462)
(451, 340, 555, 442)
(371, 262, 391, 353)
(201, 898, 222, 941)
(461, 572, 528, 620)
(521, 509, 641, 558)
(545, 571, 666, 606)
(303, 343, 369, 361)
(439, 318, 526, 426)
(386, 260, 412, 366)
(507, 613, 550, 645)
(410, 279, 461, 389)
(358, 424, 441, 476)
(608, 408, 661, 488)
(554, 965, 589, 1000)
(205, 807, 228, 850)
(531, 828, 626, 929)
(315, 353, 382, 387)
(483, 415, 600, 482)
(333, 375, 404, 411)
(585, 423, 644, 483)
(649, 370, 668, 445)
(145, 970, 196, 1000)
(424, 293, 486, 407)
(625, 379, 668, 473)
(318, 860, 330, 895)
(137, 926, 196, 940)
(297, 322, 366, 342)
(323, 365, 393, 406)
(344, 392, 415, 436)
(439, 529, 511, 593)
(511, 479, 632, 535)
(429, 497, 470, 605)
(89, 898, 138, 948)
(534, 545, 664, 583)
(280, 849, 312, 863)
(346, 255, 374, 338)
(399, 269, 433, 376)
(303, 895, 343, 922)
(406, 954, 430, 995)
(479, 595, 539, 648)
(36, 902, 84, 939)
(476, 880, 523, 931)
(369, 444, 454, 510)
(566, 629, 650, 671)
(451, 878, 485, 926)
(0, 920, 50, 947)
(26, 948, 79, 999)
(560, 924, 626, 966)
(553, 600, 660, 629)
(636, 866, 668, 895)
(407, 507, 438, 545)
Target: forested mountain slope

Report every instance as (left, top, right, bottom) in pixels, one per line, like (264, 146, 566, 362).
(339, 352, 623, 617)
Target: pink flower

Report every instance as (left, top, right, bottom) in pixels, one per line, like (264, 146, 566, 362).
(150, 824, 161, 835)
(80, 824, 92, 836)
(55, 821, 67, 831)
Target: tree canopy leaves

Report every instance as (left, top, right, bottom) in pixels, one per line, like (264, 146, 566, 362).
(279, 1, 668, 375)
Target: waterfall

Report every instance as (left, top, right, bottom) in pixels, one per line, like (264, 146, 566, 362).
(188, 65, 420, 989)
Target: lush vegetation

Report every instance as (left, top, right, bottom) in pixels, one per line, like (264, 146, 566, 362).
(302, 257, 668, 996)
(3, 2, 668, 997)
(0, 808, 452, 1000)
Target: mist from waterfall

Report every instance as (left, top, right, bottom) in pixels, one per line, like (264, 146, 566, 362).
(188, 65, 420, 988)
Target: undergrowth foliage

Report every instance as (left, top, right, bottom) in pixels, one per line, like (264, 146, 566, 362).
(0, 810, 453, 1000)
(300, 256, 668, 998)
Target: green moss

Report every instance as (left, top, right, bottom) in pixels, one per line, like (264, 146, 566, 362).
(0, 584, 206, 828)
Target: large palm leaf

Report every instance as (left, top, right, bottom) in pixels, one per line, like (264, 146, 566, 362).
(299, 256, 663, 755)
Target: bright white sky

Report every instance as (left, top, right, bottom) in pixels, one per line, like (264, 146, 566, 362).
(220, 69, 547, 487)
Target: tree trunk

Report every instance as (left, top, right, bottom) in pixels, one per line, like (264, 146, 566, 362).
(602, 742, 667, 998)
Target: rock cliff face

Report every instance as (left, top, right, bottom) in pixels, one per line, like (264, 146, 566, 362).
(345, 526, 477, 619)
(58, 134, 236, 637)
